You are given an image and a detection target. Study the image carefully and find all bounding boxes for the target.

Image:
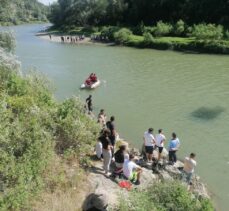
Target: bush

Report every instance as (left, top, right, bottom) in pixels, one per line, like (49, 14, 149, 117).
(100, 26, 120, 41)
(0, 31, 16, 52)
(191, 23, 224, 40)
(133, 21, 145, 35)
(174, 20, 185, 36)
(153, 21, 173, 37)
(225, 30, 229, 40)
(117, 181, 214, 211)
(143, 32, 154, 45)
(114, 28, 133, 44)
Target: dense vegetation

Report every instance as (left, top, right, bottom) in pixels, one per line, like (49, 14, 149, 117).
(0, 0, 48, 26)
(117, 181, 214, 211)
(49, 0, 229, 27)
(0, 32, 100, 210)
(49, 0, 229, 54)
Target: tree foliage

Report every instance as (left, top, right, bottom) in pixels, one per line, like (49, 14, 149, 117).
(49, 0, 229, 27)
(0, 0, 48, 25)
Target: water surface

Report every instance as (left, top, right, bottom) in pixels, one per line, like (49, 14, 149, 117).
(3, 24, 229, 210)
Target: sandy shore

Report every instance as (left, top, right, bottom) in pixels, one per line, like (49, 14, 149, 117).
(36, 33, 114, 46)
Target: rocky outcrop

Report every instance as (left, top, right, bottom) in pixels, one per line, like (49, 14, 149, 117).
(83, 148, 210, 210)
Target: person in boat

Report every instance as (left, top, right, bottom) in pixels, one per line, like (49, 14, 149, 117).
(89, 73, 97, 83)
(85, 78, 92, 86)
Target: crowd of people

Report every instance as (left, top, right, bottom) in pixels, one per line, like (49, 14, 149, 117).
(86, 95, 197, 187)
(59, 35, 85, 43)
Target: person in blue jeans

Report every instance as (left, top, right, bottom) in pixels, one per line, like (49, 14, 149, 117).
(168, 132, 180, 165)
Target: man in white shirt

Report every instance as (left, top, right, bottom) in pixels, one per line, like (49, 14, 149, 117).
(123, 154, 142, 185)
(143, 128, 155, 162)
(183, 153, 197, 185)
(155, 129, 166, 161)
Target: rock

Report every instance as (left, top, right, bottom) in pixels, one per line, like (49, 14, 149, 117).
(82, 192, 108, 211)
(165, 164, 182, 179)
(158, 170, 174, 181)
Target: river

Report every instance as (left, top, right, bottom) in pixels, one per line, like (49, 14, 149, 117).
(2, 24, 229, 210)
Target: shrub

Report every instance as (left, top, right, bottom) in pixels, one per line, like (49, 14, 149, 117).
(0, 31, 16, 52)
(100, 26, 120, 41)
(143, 32, 154, 45)
(153, 21, 173, 37)
(225, 30, 229, 40)
(191, 23, 224, 40)
(133, 21, 145, 35)
(117, 181, 214, 211)
(174, 19, 185, 36)
(114, 28, 133, 44)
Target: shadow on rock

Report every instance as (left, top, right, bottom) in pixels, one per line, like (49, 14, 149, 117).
(191, 106, 225, 120)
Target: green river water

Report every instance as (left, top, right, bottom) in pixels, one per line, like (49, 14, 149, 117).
(2, 24, 229, 210)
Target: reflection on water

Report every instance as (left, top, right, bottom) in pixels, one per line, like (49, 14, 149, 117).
(191, 106, 225, 120)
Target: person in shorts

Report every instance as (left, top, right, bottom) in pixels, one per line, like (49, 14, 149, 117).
(123, 154, 142, 185)
(182, 153, 197, 185)
(143, 128, 155, 162)
(155, 129, 166, 161)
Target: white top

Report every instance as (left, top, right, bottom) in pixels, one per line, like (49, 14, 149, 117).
(155, 133, 166, 147)
(183, 157, 197, 173)
(144, 131, 155, 146)
(123, 159, 138, 178)
(96, 142, 102, 158)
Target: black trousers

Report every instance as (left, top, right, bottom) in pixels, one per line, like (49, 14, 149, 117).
(169, 150, 177, 163)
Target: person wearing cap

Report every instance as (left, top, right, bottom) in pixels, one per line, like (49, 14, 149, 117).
(143, 128, 156, 162)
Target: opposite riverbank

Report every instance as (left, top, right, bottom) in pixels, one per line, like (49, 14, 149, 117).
(42, 25, 229, 54)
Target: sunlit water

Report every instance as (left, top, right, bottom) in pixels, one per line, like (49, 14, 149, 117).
(2, 24, 229, 210)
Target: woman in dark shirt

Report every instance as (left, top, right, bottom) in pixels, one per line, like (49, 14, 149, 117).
(114, 145, 127, 168)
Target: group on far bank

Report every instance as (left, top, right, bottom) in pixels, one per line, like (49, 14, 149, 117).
(85, 95, 197, 187)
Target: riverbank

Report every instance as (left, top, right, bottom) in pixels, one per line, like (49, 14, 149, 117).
(43, 26, 229, 54)
(37, 32, 115, 47)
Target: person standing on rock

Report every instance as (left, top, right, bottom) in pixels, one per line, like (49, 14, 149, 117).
(155, 129, 166, 161)
(168, 132, 180, 165)
(86, 95, 93, 114)
(98, 109, 107, 128)
(143, 128, 155, 162)
(106, 116, 116, 148)
(99, 129, 112, 176)
(182, 153, 197, 185)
